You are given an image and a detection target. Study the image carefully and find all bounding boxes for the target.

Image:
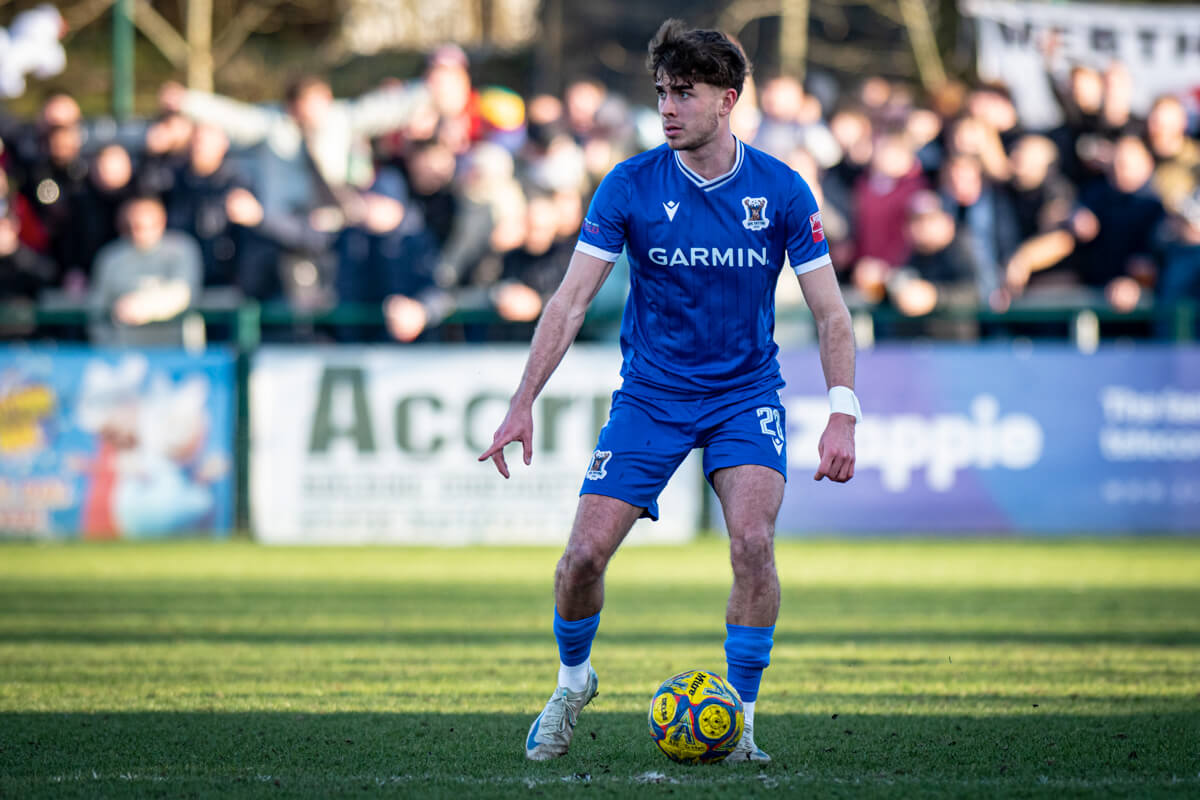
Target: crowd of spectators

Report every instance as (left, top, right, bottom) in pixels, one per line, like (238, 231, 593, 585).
(0, 40, 1198, 344)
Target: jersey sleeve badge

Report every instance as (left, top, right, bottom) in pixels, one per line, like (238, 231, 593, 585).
(809, 211, 824, 243)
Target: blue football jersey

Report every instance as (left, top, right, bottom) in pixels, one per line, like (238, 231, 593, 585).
(576, 138, 831, 397)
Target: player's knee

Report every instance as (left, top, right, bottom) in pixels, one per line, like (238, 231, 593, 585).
(729, 530, 774, 575)
(558, 542, 610, 587)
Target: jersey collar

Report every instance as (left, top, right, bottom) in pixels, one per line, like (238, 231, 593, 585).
(672, 137, 744, 193)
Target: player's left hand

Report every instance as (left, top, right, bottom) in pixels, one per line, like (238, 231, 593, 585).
(814, 414, 856, 483)
(478, 403, 534, 479)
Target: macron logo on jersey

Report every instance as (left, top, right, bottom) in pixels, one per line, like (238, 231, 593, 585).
(663, 201, 679, 221)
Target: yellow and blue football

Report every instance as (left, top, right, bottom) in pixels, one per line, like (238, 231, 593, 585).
(647, 669, 744, 764)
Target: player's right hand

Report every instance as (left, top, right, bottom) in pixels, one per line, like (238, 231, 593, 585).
(478, 404, 534, 479)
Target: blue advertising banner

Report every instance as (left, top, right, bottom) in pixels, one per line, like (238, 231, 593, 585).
(774, 344, 1200, 534)
(0, 347, 235, 539)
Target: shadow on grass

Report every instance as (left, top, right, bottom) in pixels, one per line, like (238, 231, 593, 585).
(2, 628, 1199, 648)
(1, 710, 1197, 799)
(3, 584, 1200, 649)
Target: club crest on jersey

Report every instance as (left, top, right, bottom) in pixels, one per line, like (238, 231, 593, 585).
(741, 196, 769, 231)
(586, 450, 613, 480)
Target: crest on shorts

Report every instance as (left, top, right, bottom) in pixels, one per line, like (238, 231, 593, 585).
(741, 196, 769, 231)
(586, 449, 613, 480)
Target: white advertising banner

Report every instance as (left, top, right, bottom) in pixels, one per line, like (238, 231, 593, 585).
(250, 346, 702, 545)
(961, 0, 1200, 129)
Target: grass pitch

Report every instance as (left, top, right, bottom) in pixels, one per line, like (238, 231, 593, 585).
(1, 538, 1198, 798)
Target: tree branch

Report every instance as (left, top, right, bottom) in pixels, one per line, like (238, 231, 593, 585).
(717, 0, 780, 38)
(62, 0, 118, 39)
(132, 0, 190, 67)
(212, 0, 286, 69)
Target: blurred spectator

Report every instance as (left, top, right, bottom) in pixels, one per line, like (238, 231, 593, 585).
(0, 165, 48, 254)
(0, 212, 55, 300)
(495, 186, 573, 323)
(70, 143, 137, 282)
(1005, 133, 1075, 240)
(786, 146, 851, 268)
(19, 100, 89, 281)
(1048, 64, 1106, 186)
(886, 190, 982, 338)
(856, 76, 893, 120)
(1076, 135, 1163, 309)
(422, 44, 482, 155)
(826, 108, 873, 229)
(434, 142, 523, 292)
(162, 73, 432, 310)
(1098, 62, 1142, 140)
(160, 73, 429, 198)
(139, 111, 195, 197)
(1009, 136, 1163, 312)
(1145, 94, 1200, 216)
(938, 152, 1020, 307)
(1156, 188, 1200, 337)
(565, 77, 635, 187)
(850, 131, 929, 299)
(753, 75, 840, 168)
(906, 106, 945, 176)
(966, 83, 1023, 152)
(88, 195, 203, 346)
(401, 138, 459, 247)
(518, 98, 587, 196)
(944, 113, 1010, 183)
(729, 73, 761, 143)
(477, 86, 527, 152)
(165, 123, 252, 289)
(333, 168, 437, 329)
(0, 174, 55, 338)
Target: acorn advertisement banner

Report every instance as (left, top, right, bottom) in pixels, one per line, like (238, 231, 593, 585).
(775, 344, 1200, 534)
(250, 346, 702, 545)
(0, 348, 236, 539)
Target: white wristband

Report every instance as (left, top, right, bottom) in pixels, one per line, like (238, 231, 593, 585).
(828, 386, 862, 422)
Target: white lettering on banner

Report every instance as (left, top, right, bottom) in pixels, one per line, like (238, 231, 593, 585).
(786, 394, 1044, 491)
(961, 0, 1200, 128)
(1098, 430, 1200, 461)
(250, 347, 702, 545)
(1100, 387, 1200, 424)
(1102, 479, 1200, 505)
(1097, 386, 1200, 462)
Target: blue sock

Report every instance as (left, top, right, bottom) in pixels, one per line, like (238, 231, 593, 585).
(554, 608, 600, 667)
(724, 623, 774, 704)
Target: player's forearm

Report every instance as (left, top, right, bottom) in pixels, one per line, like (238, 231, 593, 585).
(814, 306, 856, 390)
(511, 292, 588, 408)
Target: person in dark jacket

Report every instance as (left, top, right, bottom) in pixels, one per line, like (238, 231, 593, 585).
(165, 123, 251, 289)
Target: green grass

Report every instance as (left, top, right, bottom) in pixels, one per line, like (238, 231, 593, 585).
(1, 539, 1198, 798)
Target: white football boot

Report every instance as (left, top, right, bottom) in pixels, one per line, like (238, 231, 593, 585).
(723, 722, 772, 764)
(524, 667, 599, 761)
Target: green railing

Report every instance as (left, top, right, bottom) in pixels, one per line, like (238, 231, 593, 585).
(3, 297, 1195, 348)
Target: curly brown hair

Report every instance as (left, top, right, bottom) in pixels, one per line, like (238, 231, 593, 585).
(646, 19, 748, 97)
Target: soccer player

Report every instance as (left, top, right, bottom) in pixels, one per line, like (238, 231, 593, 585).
(479, 19, 860, 763)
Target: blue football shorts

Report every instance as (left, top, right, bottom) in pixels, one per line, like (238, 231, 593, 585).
(579, 388, 788, 520)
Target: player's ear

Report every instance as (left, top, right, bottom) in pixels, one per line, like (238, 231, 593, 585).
(720, 88, 738, 117)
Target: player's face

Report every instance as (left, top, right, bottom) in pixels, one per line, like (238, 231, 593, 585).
(656, 77, 727, 152)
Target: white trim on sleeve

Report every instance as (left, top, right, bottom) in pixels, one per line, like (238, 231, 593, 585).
(790, 253, 833, 276)
(575, 241, 622, 263)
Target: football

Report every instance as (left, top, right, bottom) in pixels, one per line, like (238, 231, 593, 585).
(647, 669, 744, 764)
